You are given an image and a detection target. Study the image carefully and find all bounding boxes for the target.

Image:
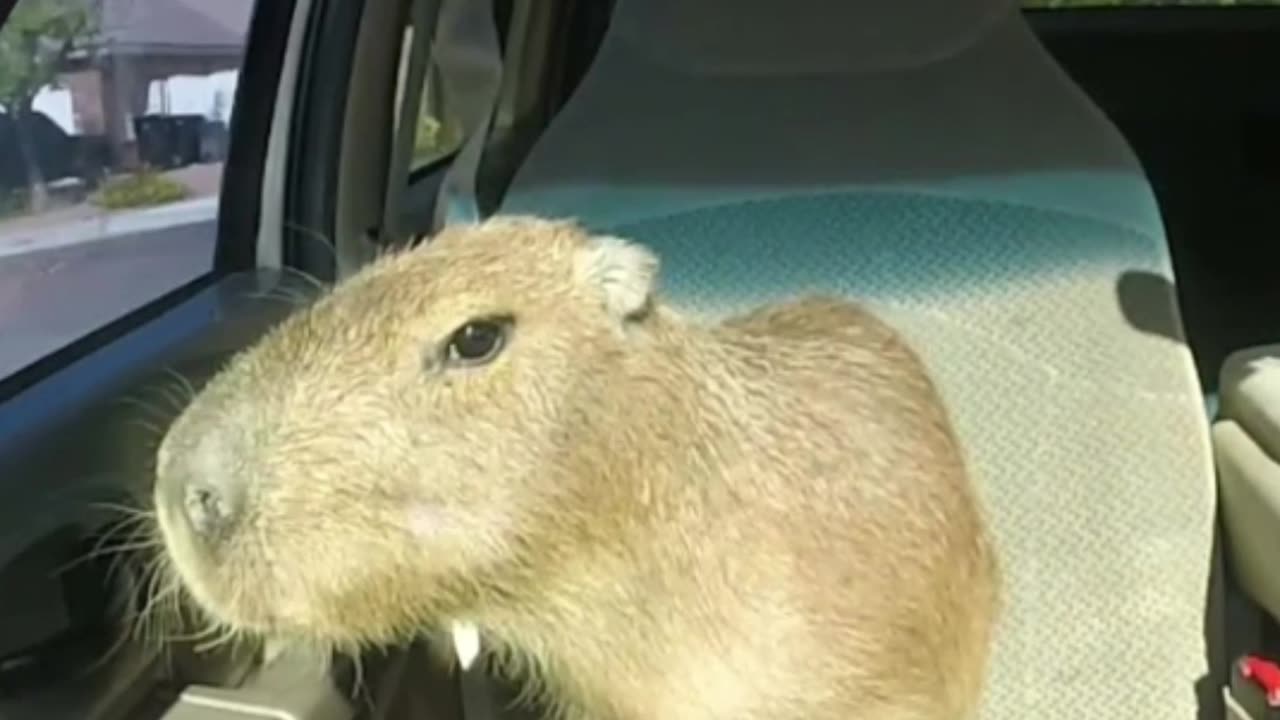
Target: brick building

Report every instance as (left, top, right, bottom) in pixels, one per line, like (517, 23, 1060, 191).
(61, 0, 253, 167)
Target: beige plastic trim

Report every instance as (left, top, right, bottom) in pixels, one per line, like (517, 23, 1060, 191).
(1213, 420, 1280, 624)
(1220, 344, 1280, 461)
(158, 648, 354, 720)
(1214, 344, 1280, 625)
(255, 0, 316, 270)
(1226, 685, 1260, 720)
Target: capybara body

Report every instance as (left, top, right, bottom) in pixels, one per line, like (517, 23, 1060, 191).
(152, 215, 1000, 720)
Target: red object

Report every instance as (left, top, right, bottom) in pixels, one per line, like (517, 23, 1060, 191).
(1240, 656, 1280, 707)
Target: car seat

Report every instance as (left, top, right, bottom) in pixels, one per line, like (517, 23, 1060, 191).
(497, 0, 1222, 718)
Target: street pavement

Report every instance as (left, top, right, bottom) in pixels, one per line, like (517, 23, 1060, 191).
(0, 199, 219, 380)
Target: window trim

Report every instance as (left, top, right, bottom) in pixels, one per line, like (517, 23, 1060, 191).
(379, 0, 439, 244)
(281, 0, 370, 286)
(407, 146, 462, 187)
(0, 273, 221, 402)
(0, 274, 246, 457)
(214, 0, 306, 273)
(0, 270, 317, 554)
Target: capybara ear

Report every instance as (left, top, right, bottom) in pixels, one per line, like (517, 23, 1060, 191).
(574, 235, 659, 321)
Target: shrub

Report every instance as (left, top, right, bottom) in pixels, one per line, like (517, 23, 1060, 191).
(413, 113, 461, 164)
(0, 189, 27, 218)
(91, 170, 190, 210)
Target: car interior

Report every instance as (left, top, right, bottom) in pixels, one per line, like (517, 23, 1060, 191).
(1, 0, 1280, 719)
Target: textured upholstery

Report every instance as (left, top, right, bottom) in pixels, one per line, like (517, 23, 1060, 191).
(500, 1, 1220, 717)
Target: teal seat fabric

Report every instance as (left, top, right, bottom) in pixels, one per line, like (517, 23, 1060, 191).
(500, 1, 1220, 718)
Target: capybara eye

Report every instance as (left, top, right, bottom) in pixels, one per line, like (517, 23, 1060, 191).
(445, 319, 509, 366)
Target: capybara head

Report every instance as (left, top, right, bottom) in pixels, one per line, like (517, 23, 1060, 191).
(152, 216, 660, 648)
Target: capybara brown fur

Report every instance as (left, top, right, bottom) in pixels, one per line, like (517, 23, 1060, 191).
(152, 215, 1000, 720)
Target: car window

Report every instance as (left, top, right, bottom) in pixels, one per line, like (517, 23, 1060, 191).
(411, 60, 463, 171)
(0, 0, 255, 380)
(398, 23, 465, 175)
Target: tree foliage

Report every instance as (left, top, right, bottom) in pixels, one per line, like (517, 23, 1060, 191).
(0, 0, 98, 211)
(0, 0, 97, 111)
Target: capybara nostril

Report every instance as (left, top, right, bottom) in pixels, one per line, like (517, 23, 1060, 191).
(180, 479, 242, 539)
(154, 420, 248, 548)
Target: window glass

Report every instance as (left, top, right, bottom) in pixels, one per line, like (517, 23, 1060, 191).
(412, 61, 463, 170)
(0, 0, 256, 379)
(395, 22, 464, 175)
(1025, 0, 1280, 6)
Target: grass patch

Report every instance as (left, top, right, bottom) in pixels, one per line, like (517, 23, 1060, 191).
(91, 170, 190, 210)
(0, 189, 28, 219)
(413, 114, 462, 166)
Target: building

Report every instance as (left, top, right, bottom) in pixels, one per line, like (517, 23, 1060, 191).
(61, 0, 253, 167)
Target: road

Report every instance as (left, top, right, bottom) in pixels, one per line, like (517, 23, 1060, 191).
(0, 200, 218, 380)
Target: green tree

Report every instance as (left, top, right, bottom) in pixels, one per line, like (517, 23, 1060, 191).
(0, 0, 98, 212)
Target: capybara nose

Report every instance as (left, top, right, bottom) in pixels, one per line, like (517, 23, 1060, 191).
(155, 426, 249, 549)
(179, 476, 243, 540)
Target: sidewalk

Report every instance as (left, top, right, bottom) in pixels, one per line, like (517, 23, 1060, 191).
(0, 196, 221, 260)
(0, 163, 225, 260)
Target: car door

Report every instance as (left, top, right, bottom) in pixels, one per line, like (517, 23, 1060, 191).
(0, 0, 495, 717)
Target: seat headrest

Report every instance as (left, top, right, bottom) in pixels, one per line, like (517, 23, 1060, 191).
(609, 0, 1016, 76)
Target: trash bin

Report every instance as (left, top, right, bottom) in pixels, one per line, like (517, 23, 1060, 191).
(199, 120, 230, 163)
(133, 114, 205, 170)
